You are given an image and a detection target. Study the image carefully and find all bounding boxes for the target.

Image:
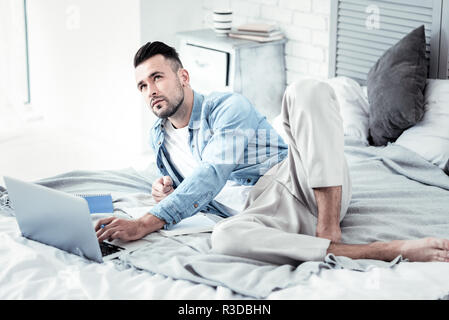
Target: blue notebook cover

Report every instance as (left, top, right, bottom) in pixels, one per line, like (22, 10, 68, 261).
(77, 194, 113, 214)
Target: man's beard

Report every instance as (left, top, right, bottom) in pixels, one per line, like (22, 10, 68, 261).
(152, 81, 184, 119)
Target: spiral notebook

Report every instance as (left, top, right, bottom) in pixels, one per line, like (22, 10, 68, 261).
(76, 194, 113, 214)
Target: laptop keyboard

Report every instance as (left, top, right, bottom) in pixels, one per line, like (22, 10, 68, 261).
(100, 241, 125, 257)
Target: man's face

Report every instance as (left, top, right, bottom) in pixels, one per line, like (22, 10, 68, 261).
(135, 54, 185, 119)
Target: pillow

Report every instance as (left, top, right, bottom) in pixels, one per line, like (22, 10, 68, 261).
(271, 112, 288, 143)
(395, 79, 449, 172)
(327, 76, 370, 143)
(367, 25, 428, 146)
(272, 76, 371, 144)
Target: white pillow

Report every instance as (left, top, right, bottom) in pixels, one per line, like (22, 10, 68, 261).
(327, 76, 370, 142)
(271, 112, 288, 143)
(271, 77, 371, 143)
(395, 79, 449, 169)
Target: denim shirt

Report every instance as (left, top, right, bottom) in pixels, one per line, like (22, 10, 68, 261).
(149, 90, 288, 228)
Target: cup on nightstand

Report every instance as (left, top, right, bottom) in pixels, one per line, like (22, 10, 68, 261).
(210, 9, 233, 36)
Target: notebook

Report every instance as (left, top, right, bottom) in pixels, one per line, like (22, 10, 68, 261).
(123, 206, 223, 237)
(76, 194, 113, 214)
(159, 213, 223, 237)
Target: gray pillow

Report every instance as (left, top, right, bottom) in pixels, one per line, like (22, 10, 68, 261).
(367, 25, 428, 146)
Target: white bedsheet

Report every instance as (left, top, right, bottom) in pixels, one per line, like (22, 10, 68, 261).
(1, 212, 449, 300)
(0, 214, 242, 300)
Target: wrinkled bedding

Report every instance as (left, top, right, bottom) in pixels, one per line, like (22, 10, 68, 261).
(1, 137, 449, 299)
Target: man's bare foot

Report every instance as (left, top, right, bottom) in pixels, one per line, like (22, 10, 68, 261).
(395, 237, 449, 262)
(327, 237, 449, 262)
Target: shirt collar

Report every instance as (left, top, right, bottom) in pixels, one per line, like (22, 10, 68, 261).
(188, 90, 204, 130)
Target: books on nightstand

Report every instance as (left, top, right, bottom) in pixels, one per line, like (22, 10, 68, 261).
(228, 23, 285, 42)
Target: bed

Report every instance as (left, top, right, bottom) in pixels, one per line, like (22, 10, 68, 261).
(1, 0, 449, 300)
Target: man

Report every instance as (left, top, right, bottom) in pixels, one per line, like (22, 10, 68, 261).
(96, 41, 288, 240)
(96, 41, 449, 264)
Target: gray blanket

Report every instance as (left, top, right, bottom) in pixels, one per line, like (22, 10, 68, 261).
(341, 137, 449, 243)
(1, 137, 448, 298)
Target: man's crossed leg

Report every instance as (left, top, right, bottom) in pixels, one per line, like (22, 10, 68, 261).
(211, 79, 449, 264)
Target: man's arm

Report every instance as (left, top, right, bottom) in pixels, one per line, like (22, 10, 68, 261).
(314, 185, 342, 243)
(95, 176, 172, 242)
(95, 214, 166, 242)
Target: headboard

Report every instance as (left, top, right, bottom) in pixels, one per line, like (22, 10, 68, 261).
(328, 0, 449, 85)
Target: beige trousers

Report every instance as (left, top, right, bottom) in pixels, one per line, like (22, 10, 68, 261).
(211, 79, 352, 265)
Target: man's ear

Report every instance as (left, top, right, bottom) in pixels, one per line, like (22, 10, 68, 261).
(178, 68, 190, 87)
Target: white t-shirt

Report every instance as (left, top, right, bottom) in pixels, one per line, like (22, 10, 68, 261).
(163, 121, 198, 178)
(163, 120, 251, 215)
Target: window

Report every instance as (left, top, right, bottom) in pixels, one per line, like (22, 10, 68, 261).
(0, 0, 31, 132)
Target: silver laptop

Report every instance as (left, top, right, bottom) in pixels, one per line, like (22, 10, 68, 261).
(4, 176, 149, 263)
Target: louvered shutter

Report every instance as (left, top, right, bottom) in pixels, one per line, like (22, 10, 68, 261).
(329, 0, 443, 85)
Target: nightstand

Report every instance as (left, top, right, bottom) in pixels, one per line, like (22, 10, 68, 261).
(176, 29, 286, 121)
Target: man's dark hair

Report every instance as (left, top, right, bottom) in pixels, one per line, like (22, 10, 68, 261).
(133, 41, 183, 71)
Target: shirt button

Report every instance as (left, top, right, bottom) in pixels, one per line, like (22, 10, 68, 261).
(193, 203, 198, 208)
(247, 178, 251, 183)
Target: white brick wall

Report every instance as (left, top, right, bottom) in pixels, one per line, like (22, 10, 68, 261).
(202, 0, 331, 85)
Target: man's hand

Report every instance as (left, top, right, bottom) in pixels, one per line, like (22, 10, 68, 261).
(95, 214, 166, 242)
(152, 176, 174, 203)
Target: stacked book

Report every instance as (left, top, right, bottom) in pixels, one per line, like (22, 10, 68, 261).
(228, 23, 284, 42)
